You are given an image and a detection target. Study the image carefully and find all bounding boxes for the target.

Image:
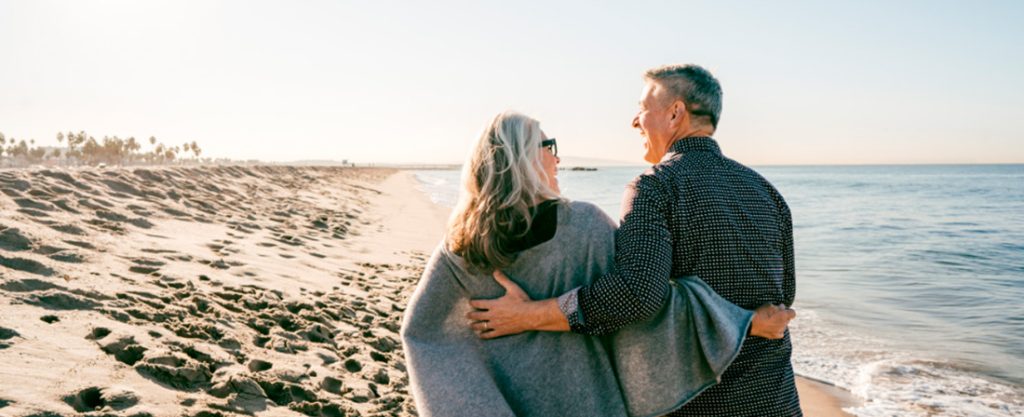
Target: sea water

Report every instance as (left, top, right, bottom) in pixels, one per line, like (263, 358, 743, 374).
(412, 164, 1024, 417)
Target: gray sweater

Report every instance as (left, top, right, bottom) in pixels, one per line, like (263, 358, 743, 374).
(401, 201, 753, 417)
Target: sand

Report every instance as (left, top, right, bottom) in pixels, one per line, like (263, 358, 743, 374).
(0, 166, 855, 416)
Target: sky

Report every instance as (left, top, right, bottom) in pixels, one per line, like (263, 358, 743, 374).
(1, 0, 1022, 165)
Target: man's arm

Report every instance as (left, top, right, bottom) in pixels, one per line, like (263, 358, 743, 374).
(781, 202, 796, 307)
(469, 174, 673, 337)
(467, 174, 797, 339)
(568, 174, 674, 334)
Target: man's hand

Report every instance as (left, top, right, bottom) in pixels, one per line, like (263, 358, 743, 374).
(467, 270, 568, 339)
(749, 304, 796, 339)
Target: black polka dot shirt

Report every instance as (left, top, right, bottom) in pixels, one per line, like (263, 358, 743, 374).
(558, 137, 801, 416)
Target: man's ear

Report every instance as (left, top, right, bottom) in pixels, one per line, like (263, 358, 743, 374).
(670, 100, 689, 125)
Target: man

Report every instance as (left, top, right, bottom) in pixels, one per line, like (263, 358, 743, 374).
(469, 64, 801, 416)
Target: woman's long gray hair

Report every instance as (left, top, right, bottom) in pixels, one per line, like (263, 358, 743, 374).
(447, 111, 560, 272)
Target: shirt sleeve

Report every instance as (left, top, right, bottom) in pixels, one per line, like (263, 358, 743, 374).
(780, 202, 796, 307)
(566, 174, 674, 335)
(557, 287, 585, 328)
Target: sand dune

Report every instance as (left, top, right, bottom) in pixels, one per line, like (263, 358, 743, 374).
(0, 166, 431, 417)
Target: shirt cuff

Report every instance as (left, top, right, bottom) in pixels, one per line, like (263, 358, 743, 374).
(557, 287, 585, 329)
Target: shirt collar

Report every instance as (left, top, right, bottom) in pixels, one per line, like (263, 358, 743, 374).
(662, 136, 720, 162)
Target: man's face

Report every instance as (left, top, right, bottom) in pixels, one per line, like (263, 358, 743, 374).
(632, 81, 676, 164)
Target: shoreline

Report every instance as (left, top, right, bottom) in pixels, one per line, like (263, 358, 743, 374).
(398, 170, 859, 417)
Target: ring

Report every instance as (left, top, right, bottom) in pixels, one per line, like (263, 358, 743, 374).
(483, 321, 489, 331)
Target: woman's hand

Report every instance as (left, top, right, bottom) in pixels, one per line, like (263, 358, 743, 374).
(749, 304, 796, 339)
(467, 270, 569, 339)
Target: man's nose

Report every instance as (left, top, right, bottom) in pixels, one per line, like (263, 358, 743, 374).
(631, 115, 640, 129)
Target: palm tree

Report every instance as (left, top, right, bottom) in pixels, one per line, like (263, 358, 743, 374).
(154, 144, 166, 164)
(125, 137, 140, 164)
(28, 146, 46, 163)
(65, 131, 86, 164)
(12, 139, 29, 160)
(54, 132, 65, 163)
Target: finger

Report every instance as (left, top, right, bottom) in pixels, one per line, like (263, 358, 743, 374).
(756, 304, 780, 317)
(473, 324, 495, 338)
(469, 299, 494, 310)
(480, 327, 507, 340)
(492, 270, 525, 296)
(466, 311, 490, 322)
(774, 307, 795, 321)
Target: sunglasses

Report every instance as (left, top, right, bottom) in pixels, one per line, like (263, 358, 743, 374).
(540, 138, 558, 157)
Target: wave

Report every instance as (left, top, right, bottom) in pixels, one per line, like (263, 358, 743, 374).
(790, 309, 1024, 417)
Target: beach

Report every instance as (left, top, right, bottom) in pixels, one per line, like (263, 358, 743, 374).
(1, 167, 850, 416)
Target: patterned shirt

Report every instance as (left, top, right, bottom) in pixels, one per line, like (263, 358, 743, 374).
(558, 137, 801, 416)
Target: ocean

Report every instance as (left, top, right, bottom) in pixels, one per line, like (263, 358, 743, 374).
(412, 164, 1024, 417)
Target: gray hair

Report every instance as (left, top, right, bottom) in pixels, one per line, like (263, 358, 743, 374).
(644, 64, 723, 129)
(447, 111, 561, 272)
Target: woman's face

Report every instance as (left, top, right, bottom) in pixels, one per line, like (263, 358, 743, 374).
(539, 131, 560, 193)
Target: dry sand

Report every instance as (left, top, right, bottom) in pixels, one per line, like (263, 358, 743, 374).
(0, 167, 855, 416)
(1, 166, 429, 416)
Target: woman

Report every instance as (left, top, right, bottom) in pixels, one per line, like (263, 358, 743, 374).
(401, 112, 771, 417)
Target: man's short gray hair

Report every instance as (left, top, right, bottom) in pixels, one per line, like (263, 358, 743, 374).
(644, 64, 723, 129)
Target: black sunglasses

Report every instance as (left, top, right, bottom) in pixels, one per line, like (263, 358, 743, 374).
(540, 138, 558, 157)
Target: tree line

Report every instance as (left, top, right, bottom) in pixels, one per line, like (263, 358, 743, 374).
(0, 131, 205, 167)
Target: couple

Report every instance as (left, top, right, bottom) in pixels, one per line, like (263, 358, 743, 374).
(401, 64, 801, 416)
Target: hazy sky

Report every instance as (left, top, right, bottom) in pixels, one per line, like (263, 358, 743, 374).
(2, 0, 1022, 165)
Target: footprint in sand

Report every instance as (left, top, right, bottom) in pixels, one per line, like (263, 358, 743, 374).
(248, 359, 273, 373)
(0, 326, 20, 349)
(0, 226, 34, 251)
(0, 254, 55, 276)
(320, 376, 343, 395)
(88, 327, 112, 340)
(63, 239, 96, 249)
(128, 257, 165, 275)
(63, 386, 139, 412)
(98, 336, 148, 366)
(343, 358, 362, 373)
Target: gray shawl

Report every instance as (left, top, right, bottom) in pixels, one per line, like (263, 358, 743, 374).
(401, 201, 753, 417)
